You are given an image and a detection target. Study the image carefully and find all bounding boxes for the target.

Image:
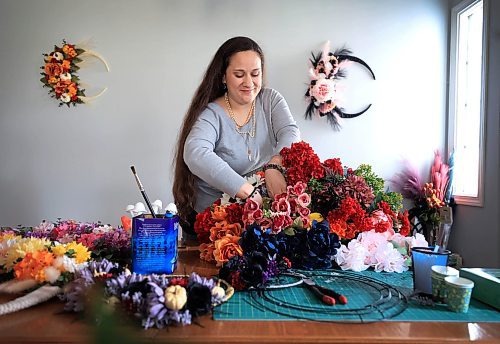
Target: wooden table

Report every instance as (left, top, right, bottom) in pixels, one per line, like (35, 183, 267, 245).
(0, 247, 499, 344)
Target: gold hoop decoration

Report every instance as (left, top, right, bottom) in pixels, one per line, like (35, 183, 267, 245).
(40, 39, 110, 107)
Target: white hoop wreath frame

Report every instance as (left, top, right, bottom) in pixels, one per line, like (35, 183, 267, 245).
(40, 39, 110, 107)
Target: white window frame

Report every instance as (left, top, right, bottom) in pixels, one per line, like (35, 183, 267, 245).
(447, 0, 488, 207)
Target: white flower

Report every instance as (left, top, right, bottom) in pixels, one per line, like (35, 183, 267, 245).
(407, 233, 429, 251)
(246, 174, 264, 188)
(372, 242, 408, 273)
(335, 241, 369, 272)
(93, 225, 113, 234)
(220, 193, 232, 206)
(60, 93, 71, 103)
(53, 255, 78, 273)
(51, 52, 63, 61)
(44, 266, 61, 283)
(60, 72, 72, 81)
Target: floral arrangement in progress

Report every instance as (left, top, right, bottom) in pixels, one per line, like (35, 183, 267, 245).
(305, 41, 376, 130)
(391, 150, 454, 246)
(0, 221, 232, 328)
(195, 141, 428, 289)
(40, 39, 109, 107)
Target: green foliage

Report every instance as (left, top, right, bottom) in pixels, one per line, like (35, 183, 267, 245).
(354, 164, 385, 195)
(379, 191, 404, 213)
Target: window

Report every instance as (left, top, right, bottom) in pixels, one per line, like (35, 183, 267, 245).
(448, 0, 486, 206)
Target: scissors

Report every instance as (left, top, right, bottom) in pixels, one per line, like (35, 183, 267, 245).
(302, 277, 348, 306)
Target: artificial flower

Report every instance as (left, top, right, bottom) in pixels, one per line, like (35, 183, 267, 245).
(213, 236, 243, 267)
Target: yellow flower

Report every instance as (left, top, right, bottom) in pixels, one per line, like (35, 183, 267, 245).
(64, 242, 91, 263)
(51, 244, 67, 257)
(2, 237, 51, 270)
(0, 233, 20, 242)
(310, 213, 324, 223)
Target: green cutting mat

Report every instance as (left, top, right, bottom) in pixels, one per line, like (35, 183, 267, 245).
(214, 270, 500, 323)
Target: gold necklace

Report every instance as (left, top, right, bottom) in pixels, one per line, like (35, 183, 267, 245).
(224, 93, 256, 138)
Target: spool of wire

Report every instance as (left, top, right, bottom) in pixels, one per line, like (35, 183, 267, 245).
(245, 269, 408, 323)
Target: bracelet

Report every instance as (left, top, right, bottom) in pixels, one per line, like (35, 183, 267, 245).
(247, 186, 258, 199)
(263, 163, 286, 175)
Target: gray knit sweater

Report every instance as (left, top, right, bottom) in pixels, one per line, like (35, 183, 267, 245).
(184, 88, 300, 212)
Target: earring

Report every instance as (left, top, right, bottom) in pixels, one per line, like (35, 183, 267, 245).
(223, 82, 227, 90)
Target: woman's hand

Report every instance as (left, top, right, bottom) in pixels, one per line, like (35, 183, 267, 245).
(236, 183, 263, 205)
(265, 169, 287, 199)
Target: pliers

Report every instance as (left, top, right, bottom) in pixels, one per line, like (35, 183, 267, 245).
(302, 278, 348, 306)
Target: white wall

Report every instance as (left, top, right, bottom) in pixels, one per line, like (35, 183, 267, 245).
(1, 1, 452, 247)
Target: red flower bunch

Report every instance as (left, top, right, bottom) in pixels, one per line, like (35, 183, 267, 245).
(280, 141, 325, 185)
(323, 158, 344, 176)
(333, 174, 375, 209)
(327, 197, 370, 240)
(194, 199, 221, 244)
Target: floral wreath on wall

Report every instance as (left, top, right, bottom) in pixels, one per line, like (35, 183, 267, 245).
(40, 39, 109, 107)
(305, 41, 376, 130)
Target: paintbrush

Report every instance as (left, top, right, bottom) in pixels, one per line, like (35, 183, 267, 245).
(130, 165, 157, 218)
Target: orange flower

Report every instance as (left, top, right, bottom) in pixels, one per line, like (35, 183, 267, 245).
(199, 242, 215, 262)
(14, 250, 54, 282)
(54, 80, 71, 95)
(62, 45, 77, 58)
(329, 220, 346, 239)
(44, 62, 63, 77)
(48, 76, 59, 85)
(213, 235, 242, 267)
(209, 221, 242, 242)
(67, 82, 78, 96)
(61, 60, 71, 71)
(211, 205, 227, 221)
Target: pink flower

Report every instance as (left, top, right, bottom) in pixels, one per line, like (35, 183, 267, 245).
(298, 206, 311, 218)
(319, 102, 336, 113)
(253, 208, 263, 221)
(288, 198, 299, 214)
(272, 198, 290, 213)
(293, 182, 307, 196)
(297, 193, 311, 208)
(258, 217, 273, 230)
(272, 214, 293, 233)
(310, 78, 336, 103)
(301, 216, 310, 228)
(244, 199, 259, 212)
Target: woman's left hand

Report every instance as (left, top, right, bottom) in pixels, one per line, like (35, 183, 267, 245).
(265, 169, 287, 199)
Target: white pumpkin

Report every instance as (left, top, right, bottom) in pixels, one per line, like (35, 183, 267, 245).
(211, 286, 225, 299)
(164, 285, 187, 311)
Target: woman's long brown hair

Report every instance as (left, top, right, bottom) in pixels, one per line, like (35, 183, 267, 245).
(172, 37, 265, 224)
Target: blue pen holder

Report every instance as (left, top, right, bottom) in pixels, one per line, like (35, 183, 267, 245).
(131, 214, 179, 275)
(411, 246, 451, 294)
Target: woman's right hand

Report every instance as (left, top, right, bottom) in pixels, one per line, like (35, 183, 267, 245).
(236, 182, 263, 205)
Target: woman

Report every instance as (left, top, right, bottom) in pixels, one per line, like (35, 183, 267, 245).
(173, 36, 300, 237)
